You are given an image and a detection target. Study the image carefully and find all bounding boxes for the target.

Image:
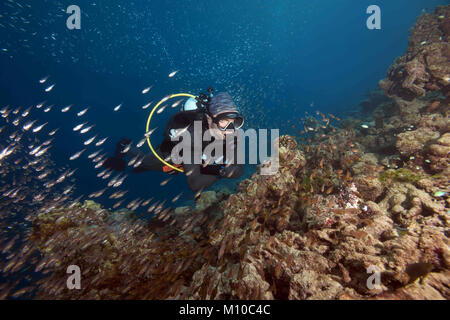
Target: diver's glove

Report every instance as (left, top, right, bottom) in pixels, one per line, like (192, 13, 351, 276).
(114, 137, 132, 158)
(102, 138, 132, 172)
(102, 156, 126, 171)
(200, 164, 226, 177)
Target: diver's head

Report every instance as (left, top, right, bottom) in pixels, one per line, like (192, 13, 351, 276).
(206, 92, 243, 140)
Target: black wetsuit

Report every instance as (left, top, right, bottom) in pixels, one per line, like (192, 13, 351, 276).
(118, 112, 243, 192)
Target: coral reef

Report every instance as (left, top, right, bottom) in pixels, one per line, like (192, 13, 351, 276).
(24, 124, 448, 299)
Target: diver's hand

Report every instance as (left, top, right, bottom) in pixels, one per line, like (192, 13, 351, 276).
(103, 156, 126, 171)
(114, 137, 132, 157)
(200, 164, 225, 177)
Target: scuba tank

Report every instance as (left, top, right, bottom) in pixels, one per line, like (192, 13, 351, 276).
(180, 87, 214, 112)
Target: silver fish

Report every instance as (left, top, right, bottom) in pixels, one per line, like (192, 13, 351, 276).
(97, 169, 107, 178)
(103, 170, 112, 179)
(21, 107, 31, 117)
(61, 105, 72, 113)
(144, 127, 157, 137)
(128, 156, 138, 167)
(22, 120, 36, 131)
(39, 76, 49, 84)
(142, 101, 153, 109)
(136, 137, 146, 148)
(67, 169, 77, 177)
(84, 135, 97, 146)
(113, 104, 122, 112)
(48, 128, 59, 136)
(95, 137, 107, 146)
(69, 149, 86, 160)
(77, 107, 89, 117)
(44, 84, 55, 92)
(156, 105, 167, 114)
(89, 188, 106, 198)
(32, 122, 47, 133)
(35, 146, 51, 157)
(121, 144, 131, 154)
(94, 159, 106, 168)
(113, 175, 127, 187)
(160, 177, 172, 186)
(73, 122, 87, 132)
(133, 157, 143, 168)
(172, 192, 183, 203)
(93, 153, 106, 163)
(171, 99, 183, 108)
(108, 174, 121, 187)
(142, 86, 152, 94)
(80, 125, 95, 134)
(88, 149, 102, 159)
(42, 138, 54, 146)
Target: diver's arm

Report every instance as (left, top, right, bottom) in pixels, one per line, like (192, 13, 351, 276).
(183, 163, 219, 192)
(222, 163, 243, 178)
(200, 163, 243, 178)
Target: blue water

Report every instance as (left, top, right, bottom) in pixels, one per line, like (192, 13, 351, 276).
(0, 0, 447, 208)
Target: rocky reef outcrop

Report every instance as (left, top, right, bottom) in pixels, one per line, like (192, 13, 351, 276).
(379, 6, 450, 102)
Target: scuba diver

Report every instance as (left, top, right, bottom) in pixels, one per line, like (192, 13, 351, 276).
(102, 89, 245, 194)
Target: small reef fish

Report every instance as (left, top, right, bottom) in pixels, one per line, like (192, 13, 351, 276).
(142, 86, 152, 94)
(22, 120, 36, 131)
(171, 99, 183, 108)
(36, 102, 45, 109)
(144, 127, 157, 137)
(77, 107, 89, 117)
(80, 125, 95, 134)
(73, 122, 87, 132)
(142, 101, 153, 109)
(156, 105, 167, 114)
(45, 84, 55, 92)
(48, 128, 59, 136)
(168, 70, 178, 77)
(114, 104, 122, 112)
(21, 107, 31, 117)
(88, 149, 102, 159)
(69, 149, 86, 160)
(95, 137, 108, 146)
(32, 122, 47, 133)
(84, 135, 97, 146)
(61, 105, 72, 113)
(136, 137, 146, 148)
(39, 76, 49, 84)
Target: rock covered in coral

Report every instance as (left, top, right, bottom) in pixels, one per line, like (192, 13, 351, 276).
(426, 132, 450, 173)
(353, 175, 384, 201)
(379, 6, 450, 101)
(396, 127, 440, 157)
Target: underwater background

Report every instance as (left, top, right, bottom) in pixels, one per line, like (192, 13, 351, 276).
(0, 0, 449, 300)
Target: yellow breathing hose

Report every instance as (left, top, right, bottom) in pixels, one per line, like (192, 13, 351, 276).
(145, 93, 196, 173)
